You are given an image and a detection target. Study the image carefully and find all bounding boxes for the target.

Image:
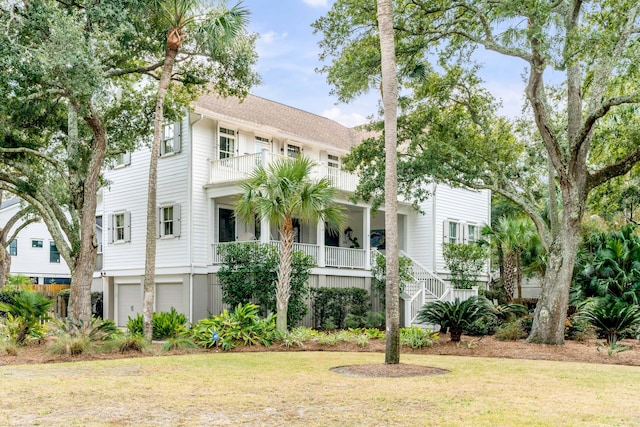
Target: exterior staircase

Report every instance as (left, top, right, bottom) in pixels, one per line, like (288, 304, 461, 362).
(372, 249, 478, 327)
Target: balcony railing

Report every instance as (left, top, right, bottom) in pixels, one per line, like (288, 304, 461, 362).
(209, 152, 359, 193)
(211, 241, 367, 269)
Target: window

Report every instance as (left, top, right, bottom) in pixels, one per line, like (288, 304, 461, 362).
(287, 144, 301, 158)
(443, 220, 461, 244)
(114, 152, 131, 167)
(109, 211, 131, 243)
(218, 208, 236, 242)
(50, 242, 60, 263)
(32, 239, 43, 248)
(219, 127, 236, 159)
(9, 239, 17, 256)
(467, 224, 479, 244)
(327, 154, 340, 186)
(159, 204, 181, 238)
(161, 122, 182, 156)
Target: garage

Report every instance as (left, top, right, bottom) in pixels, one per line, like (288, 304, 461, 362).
(155, 283, 185, 315)
(117, 283, 142, 327)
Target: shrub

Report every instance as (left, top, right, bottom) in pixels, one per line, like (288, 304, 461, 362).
(577, 297, 640, 344)
(371, 253, 414, 307)
(344, 311, 385, 329)
(279, 327, 318, 348)
(464, 314, 501, 336)
(47, 318, 122, 356)
(188, 303, 278, 350)
(442, 243, 487, 289)
(417, 296, 494, 342)
(104, 334, 150, 353)
(494, 320, 527, 341)
(0, 290, 53, 344)
(217, 243, 313, 327)
(127, 308, 187, 340)
(565, 315, 597, 342)
(161, 337, 199, 352)
(311, 287, 369, 329)
(400, 326, 439, 348)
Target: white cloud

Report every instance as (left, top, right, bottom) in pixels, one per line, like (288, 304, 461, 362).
(321, 107, 368, 127)
(302, 0, 329, 7)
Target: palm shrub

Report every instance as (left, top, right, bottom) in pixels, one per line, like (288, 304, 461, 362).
(48, 317, 122, 356)
(0, 290, 53, 344)
(577, 297, 640, 344)
(417, 296, 494, 342)
(188, 303, 278, 350)
(127, 308, 187, 340)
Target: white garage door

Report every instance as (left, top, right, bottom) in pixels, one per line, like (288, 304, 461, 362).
(118, 284, 142, 327)
(156, 283, 184, 315)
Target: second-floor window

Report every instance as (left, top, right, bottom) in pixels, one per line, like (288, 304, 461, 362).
(444, 220, 461, 244)
(219, 127, 236, 159)
(50, 242, 60, 263)
(9, 239, 17, 256)
(109, 211, 131, 243)
(161, 122, 182, 156)
(32, 239, 43, 248)
(114, 152, 131, 167)
(159, 204, 181, 238)
(287, 144, 301, 158)
(467, 224, 479, 244)
(255, 136, 270, 153)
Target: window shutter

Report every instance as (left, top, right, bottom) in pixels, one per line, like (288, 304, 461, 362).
(108, 214, 114, 244)
(173, 204, 181, 237)
(443, 220, 450, 243)
(123, 151, 131, 166)
(124, 211, 131, 242)
(157, 207, 163, 238)
(462, 222, 468, 244)
(173, 121, 182, 153)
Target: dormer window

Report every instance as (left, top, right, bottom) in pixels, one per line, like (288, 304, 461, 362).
(287, 144, 301, 158)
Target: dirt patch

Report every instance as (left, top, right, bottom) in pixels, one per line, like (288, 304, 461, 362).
(331, 363, 449, 377)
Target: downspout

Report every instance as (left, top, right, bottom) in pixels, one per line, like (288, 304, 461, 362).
(188, 113, 204, 322)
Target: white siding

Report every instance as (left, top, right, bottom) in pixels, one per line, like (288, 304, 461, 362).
(102, 115, 190, 274)
(406, 183, 436, 271)
(0, 201, 71, 282)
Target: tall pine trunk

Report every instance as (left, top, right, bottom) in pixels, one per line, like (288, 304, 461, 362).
(376, 0, 400, 365)
(0, 246, 10, 286)
(143, 42, 180, 341)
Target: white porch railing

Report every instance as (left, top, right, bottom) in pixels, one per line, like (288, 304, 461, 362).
(325, 246, 366, 268)
(210, 241, 366, 269)
(208, 152, 360, 193)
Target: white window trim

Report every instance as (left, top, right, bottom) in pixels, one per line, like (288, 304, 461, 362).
(285, 142, 303, 158)
(113, 151, 131, 168)
(109, 211, 131, 244)
(218, 126, 237, 160)
(161, 122, 182, 157)
(31, 239, 44, 249)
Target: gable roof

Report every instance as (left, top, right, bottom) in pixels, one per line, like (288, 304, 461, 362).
(192, 94, 368, 152)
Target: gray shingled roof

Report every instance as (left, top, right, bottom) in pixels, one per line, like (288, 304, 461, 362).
(192, 94, 367, 151)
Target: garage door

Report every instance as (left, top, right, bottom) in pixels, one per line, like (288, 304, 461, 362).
(156, 283, 184, 315)
(117, 284, 142, 327)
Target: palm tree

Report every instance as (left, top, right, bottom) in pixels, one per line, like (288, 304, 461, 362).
(142, 1, 252, 340)
(376, 0, 401, 364)
(235, 156, 345, 332)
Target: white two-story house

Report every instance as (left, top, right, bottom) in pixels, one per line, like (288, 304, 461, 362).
(97, 94, 490, 327)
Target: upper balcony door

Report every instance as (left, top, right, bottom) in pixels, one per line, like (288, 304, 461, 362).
(219, 127, 236, 161)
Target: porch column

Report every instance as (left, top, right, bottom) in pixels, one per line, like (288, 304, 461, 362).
(317, 221, 326, 267)
(260, 217, 270, 244)
(209, 199, 216, 265)
(363, 207, 371, 269)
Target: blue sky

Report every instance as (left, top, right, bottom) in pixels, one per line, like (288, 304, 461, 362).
(242, 0, 529, 127)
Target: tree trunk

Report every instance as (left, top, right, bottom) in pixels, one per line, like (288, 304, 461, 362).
(69, 108, 106, 324)
(376, 0, 400, 365)
(143, 42, 180, 341)
(527, 216, 581, 344)
(0, 245, 10, 286)
(275, 218, 294, 332)
(502, 251, 517, 302)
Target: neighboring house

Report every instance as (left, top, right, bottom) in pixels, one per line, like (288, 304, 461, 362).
(0, 198, 72, 285)
(97, 94, 491, 327)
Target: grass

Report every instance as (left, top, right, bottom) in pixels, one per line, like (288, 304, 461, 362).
(1, 352, 640, 426)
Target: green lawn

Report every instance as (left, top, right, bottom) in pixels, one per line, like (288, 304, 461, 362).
(1, 352, 639, 426)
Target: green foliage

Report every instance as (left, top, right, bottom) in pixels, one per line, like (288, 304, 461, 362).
(577, 297, 640, 345)
(217, 243, 314, 327)
(371, 253, 413, 307)
(464, 314, 501, 336)
(400, 327, 439, 349)
(564, 315, 597, 342)
(494, 320, 527, 341)
(161, 337, 199, 352)
(442, 243, 488, 289)
(0, 289, 21, 307)
(279, 326, 320, 348)
(0, 290, 53, 344)
(47, 317, 122, 356)
(344, 311, 385, 329)
(572, 225, 640, 305)
(596, 340, 631, 356)
(493, 303, 528, 322)
(311, 287, 369, 329)
(5, 275, 33, 289)
(188, 303, 278, 350)
(127, 308, 187, 340)
(417, 296, 494, 342)
(104, 334, 150, 353)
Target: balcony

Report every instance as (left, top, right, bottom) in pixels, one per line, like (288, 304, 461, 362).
(209, 152, 359, 193)
(211, 241, 368, 269)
